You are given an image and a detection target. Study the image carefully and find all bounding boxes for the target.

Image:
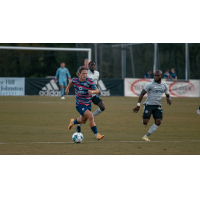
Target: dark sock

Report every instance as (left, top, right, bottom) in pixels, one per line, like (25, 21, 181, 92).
(91, 126, 98, 134)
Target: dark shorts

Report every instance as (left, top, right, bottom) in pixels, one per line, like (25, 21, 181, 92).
(142, 105, 163, 120)
(76, 104, 91, 116)
(92, 95, 102, 105)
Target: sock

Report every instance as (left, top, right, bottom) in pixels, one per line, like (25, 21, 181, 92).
(144, 124, 159, 137)
(91, 126, 98, 135)
(72, 119, 78, 125)
(78, 124, 82, 127)
(61, 87, 64, 96)
(199, 106, 200, 110)
(93, 107, 102, 117)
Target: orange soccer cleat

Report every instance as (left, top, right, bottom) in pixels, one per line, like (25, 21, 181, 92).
(68, 118, 74, 130)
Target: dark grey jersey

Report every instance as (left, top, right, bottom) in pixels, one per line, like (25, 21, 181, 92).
(143, 80, 169, 106)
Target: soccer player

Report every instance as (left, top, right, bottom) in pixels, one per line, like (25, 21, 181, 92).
(133, 70, 172, 141)
(76, 58, 89, 77)
(55, 62, 71, 99)
(76, 61, 105, 133)
(65, 67, 104, 140)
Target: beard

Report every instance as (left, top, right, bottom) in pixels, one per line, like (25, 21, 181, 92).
(154, 78, 161, 82)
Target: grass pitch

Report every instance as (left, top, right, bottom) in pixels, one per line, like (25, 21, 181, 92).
(0, 96, 200, 155)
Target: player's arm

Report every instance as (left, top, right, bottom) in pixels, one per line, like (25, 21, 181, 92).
(133, 89, 147, 113)
(166, 94, 172, 105)
(65, 79, 73, 94)
(88, 88, 99, 95)
(66, 68, 72, 81)
(54, 68, 59, 83)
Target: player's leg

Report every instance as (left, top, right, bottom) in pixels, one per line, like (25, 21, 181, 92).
(92, 96, 105, 117)
(59, 82, 65, 99)
(83, 109, 104, 140)
(68, 105, 88, 130)
(142, 105, 152, 141)
(76, 96, 105, 131)
(143, 106, 163, 141)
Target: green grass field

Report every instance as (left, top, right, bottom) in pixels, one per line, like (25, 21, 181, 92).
(0, 96, 200, 155)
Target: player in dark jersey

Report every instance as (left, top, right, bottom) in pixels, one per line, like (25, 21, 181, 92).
(133, 70, 172, 141)
(65, 67, 104, 140)
(76, 61, 105, 133)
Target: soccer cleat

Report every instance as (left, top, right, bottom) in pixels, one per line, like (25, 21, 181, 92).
(61, 96, 65, 99)
(96, 133, 104, 140)
(142, 136, 150, 141)
(68, 118, 74, 130)
(197, 109, 200, 115)
(76, 125, 81, 133)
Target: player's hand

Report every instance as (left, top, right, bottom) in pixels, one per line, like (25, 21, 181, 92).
(54, 78, 57, 83)
(133, 106, 140, 113)
(88, 90, 93, 94)
(65, 88, 69, 95)
(98, 91, 101, 96)
(167, 99, 172, 105)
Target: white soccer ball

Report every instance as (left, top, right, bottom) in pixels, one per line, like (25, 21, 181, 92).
(72, 132, 84, 143)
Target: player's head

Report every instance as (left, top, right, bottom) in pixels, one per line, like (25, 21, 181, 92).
(60, 62, 65, 68)
(79, 67, 88, 81)
(154, 70, 162, 82)
(84, 59, 89, 67)
(89, 61, 96, 72)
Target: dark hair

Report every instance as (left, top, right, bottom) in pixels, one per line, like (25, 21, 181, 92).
(89, 61, 96, 66)
(79, 66, 88, 74)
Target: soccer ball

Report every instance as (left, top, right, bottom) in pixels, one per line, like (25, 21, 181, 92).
(72, 132, 84, 143)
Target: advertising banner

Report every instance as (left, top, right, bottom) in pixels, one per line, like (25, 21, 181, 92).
(25, 78, 74, 96)
(125, 78, 200, 97)
(0, 77, 25, 96)
(25, 78, 124, 96)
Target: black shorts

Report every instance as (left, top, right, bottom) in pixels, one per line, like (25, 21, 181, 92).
(142, 105, 163, 120)
(92, 95, 102, 105)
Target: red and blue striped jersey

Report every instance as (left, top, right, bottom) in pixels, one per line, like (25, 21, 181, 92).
(72, 77, 97, 106)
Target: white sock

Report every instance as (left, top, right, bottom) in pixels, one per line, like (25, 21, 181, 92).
(93, 107, 102, 117)
(145, 124, 159, 137)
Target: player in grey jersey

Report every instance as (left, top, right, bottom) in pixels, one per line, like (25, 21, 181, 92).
(133, 70, 172, 141)
(76, 61, 105, 133)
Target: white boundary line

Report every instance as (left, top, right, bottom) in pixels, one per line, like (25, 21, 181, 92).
(1, 140, 200, 144)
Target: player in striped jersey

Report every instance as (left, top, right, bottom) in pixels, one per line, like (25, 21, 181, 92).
(133, 70, 172, 141)
(76, 61, 105, 133)
(65, 67, 104, 140)
(55, 62, 71, 99)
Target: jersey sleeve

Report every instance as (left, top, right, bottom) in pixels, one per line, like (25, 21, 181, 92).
(164, 83, 169, 94)
(66, 68, 71, 78)
(72, 77, 76, 85)
(144, 82, 151, 92)
(90, 79, 97, 90)
(55, 68, 59, 79)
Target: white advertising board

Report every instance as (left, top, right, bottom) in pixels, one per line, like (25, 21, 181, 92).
(0, 78, 25, 96)
(125, 78, 200, 97)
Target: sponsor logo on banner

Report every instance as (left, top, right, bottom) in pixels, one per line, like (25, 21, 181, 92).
(169, 82, 195, 97)
(0, 78, 25, 96)
(131, 79, 151, 96)
(98, 80, 110, 96)
(39, 79, 61, 96)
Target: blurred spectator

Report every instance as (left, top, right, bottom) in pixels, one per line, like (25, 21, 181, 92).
(163, 70, 171, 79)
(170, 68, 177, 80)
(80, 58, 89, 68)
(144, 70, 152, 79)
